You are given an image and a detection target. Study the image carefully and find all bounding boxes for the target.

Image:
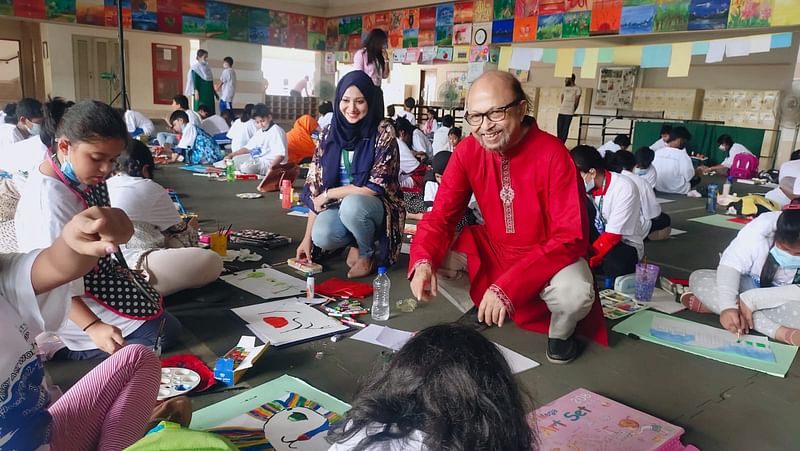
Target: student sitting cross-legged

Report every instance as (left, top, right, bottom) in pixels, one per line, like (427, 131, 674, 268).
(571, 145, 644, 279)
(683, 205, 800, 346)
(652, 126, 702, 196)
(167, 110, 224, 164)
(224, 103, 288, 176)
(326, 323, 536, 451)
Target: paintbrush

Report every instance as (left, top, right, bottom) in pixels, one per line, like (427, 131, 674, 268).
(113, 250, 160, 309)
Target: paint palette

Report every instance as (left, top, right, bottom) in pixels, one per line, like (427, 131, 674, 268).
(158, 367, 201, 400)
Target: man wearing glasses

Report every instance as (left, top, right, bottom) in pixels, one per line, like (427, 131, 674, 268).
(408, 71, 606, 363)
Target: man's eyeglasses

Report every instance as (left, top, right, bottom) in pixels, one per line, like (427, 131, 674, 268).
(464, 99, 524, 126)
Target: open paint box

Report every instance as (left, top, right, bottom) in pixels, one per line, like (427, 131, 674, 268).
(159, 367, 201, 400)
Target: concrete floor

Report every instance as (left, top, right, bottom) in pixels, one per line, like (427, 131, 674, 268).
(45, 167, 798, 450)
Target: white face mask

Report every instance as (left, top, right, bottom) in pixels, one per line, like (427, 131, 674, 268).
(633, 167, 647, 176)
(719, 145, 727, 151)
(223, 63, 230, 68)
(584, 176, 595, 192)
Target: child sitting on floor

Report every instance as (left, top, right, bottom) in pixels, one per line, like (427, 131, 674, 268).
(124, 108, 155, 140)
(572, 145, 644, 278)
(596, 134, 631, 157)
(197, 103, 230, 140)
(0, 206, 173, 451)
(326, 323, 535, 450)
(634, 146, 658, 190)
(167, 109, 224, 164)
(406, 151, 481, 227)
(683, 205, 800, 345)
(650, 124, 672, 151)
(224, 103, 288, 176)
(226, 103, 257, 151)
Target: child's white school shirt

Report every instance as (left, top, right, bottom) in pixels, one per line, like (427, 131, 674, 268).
(244, 123, 288, 165)
(107, 175, 181, 230)
(621, 169, 661, 237)
(227, 118, 258, 151)
(592, 173, 644, 259)
(596, 140, 621, 157)
(650, 138, 667, 151)
(201, 115, 229, 136)
(15, 167, 145, 351)
(652, 146, 694, 194)
(0, 123, 26, 149)
(720, 143, 754, 168)
(124, 110, 155, 135)
(0, 251, 70, 451)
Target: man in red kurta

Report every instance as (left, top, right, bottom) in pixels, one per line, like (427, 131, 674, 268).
(409, 71, 607, 363)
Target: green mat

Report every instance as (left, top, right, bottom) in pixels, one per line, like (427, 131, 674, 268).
(688, 214, 748, 231)
(190, 374, 351, 430)
(612, 311, 798, 377)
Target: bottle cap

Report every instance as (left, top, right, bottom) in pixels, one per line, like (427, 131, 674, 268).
(377, 266, 387, 274)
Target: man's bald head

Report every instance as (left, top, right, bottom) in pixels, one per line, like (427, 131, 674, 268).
(467, 71, 529, 113)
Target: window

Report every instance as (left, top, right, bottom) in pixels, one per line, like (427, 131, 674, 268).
(151, 43, 182, 104)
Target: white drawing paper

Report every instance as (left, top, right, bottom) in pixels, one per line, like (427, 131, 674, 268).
(233, 300, 348, 347)
(650, 315, 775, 362)
(221, 268, 306, 300)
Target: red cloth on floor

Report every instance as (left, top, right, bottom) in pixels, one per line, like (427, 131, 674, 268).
(315, 277, 374, 298)
(160, 354, 216, 392)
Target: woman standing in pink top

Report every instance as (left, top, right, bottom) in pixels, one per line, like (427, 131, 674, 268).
(353, 29, 390, 117)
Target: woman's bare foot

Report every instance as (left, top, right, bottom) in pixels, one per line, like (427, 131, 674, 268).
(347, 256, 374, 279)
(777, 326, 800, 346)
(146, 395, 192, 430)
(680, 292, 712, 313)
(346, 247, 359, 268)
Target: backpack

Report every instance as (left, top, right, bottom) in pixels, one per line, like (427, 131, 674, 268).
(729, 152, 759, 179)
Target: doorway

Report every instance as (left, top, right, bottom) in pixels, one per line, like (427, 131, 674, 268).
(0, 39, 22, 106)
(422, 69, 437, 105)
(72, 35, 130, 107)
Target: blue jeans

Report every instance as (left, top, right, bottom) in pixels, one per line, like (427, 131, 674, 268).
(157, 132, 178, 147)
(53, 311, 182, 361)
(312, 194, 384, 257)
(219, 100, 232, 113)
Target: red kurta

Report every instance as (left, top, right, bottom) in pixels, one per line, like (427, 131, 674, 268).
(409, 119, 608, 345)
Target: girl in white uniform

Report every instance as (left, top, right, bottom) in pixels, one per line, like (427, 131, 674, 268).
(572, 145, 644, 278)
(608, 150, 672, 240)
(683, 207, 800, 344)
(226, 103, 258, 151)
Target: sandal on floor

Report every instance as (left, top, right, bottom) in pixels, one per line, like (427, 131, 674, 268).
(680, 292, 710, 313)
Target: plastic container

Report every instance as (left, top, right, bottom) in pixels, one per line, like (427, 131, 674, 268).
(706, 183, 719, 213)
(281, 179, 292, 209)
(226, 159, 235, 182)
(371, 266, 390, 321)
(722, 177, 732, 197)
(306, 272, 315, 299)
(635, 263, 660, 302)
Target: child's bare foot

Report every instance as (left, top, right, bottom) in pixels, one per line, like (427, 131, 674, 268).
(347, 256, 374, 279)
(680, 292, 712, 313)
(346, 247, 359, 268)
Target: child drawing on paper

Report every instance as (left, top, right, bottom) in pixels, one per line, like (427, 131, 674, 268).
(261, 308, 338, 334)
(210, 392, 341, 451)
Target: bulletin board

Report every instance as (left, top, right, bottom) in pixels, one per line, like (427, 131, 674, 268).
(593, 66, 638, 110)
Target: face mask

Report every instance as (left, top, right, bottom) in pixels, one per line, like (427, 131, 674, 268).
(200, 59, 208, 65)
(61, 152, 80, 184)
(719, 145, 727, 151)
(634, 167, 647, 176)
(28, 122, 41, 136)
(223, 63, 230, 68)
(770, 246, 800, 269)
(584, 177, 595, 193)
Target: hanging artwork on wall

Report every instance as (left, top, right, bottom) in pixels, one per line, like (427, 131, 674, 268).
(271, 11, 289, 47)
(14, 0, 46, 19)
(208, 391, 343, 451)
(104, 0, 131, 28)
(403, 28, 419, 47)
(494, 0, 515, 19)
(47, 0, 77, 22)
(537, 13, 564, 39)
(402, 8, 419, 29)
(472, 21, 492, 45)
(653, 0, 690, 32)
(156, 0, 181, 34)
(132, 0, 157, 30)
(566, 0, 593, 12)
(204, 1, 227, 39)
(563, 10, 591, 37)
(594, 66, 638, 109)
(181, 0, 205, 35)
(591, 0, 623, 34)
(473, 0, 494, 21)
(515, 0, 539, 17)
(513, 15, 537, 41)
(325, 18, 338, 50)
(454, 23, 473, 44)
(619, 4, 656, 34)
(227, 5, 249, 42)
(288, 14, 309, 48)
(248, 9, 269, 44)
(728, 0, 771, 28)
(687, 0, 730, 30)
(77, 0, 105, 25)
(491, 19, 514, 43)
(539, 0, 567, 14)
(308, 16, 326, 33)
(454, 1, 475, 23)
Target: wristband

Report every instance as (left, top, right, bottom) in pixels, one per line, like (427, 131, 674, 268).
(83, 318, 101, 332)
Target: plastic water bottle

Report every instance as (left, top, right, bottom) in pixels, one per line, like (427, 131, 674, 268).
(226, 159, 235, 182)
(371, 266, 390, 321)
(306, 272, 315, 300)
(706, 183, 718, 213)
(722, 176, 732, 197)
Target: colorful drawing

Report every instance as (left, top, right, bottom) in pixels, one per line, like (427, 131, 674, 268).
(727, 0, 771, 28)
(373, 11, 390, 29)
(651, 316, 777, 362)
(494, 0, 515, 19)
(516, 0, 539, 16)
(307, 32, 325, 50)
(362, 13, 375, 32)
(436, 3, 455, 26)
(308, 16, 325, 33)
(513, 15, 537, 41)
(620, 4, 656, 33)
(474, 0, 494, 21)
(209, 392, 342, 451)
(248, 8, 269, 44)
(537, 13, 563, 39)
(539, 0, 567, 14)
(654, 0, 690, 31)
(104, 0, 132, 28)
(403, 28, 419, 47)
(390, 9, 403, 29)
(232, 300, 348, 346)
(325, 18, 338, 50)
(623, 0, 656, 4)
(204, 1, 228, 39)
(46, 0, 76, 22)
(131, 0, 156, 30)
(419, 29, 435, 46)
(156, 0, 181, 34)
(0, 0, 10, 15)
(181, 0, 204, 35)
(472, 21, 492, 45)
(436, 25, 454, 45)
(270, 11, 289, 47)
(566, 0, 593, 11)
(454, 46, 470, 62)
(591, 0, 623, 33)
(402, 8, 419, 29)
(454, 23, 473, 44)
(454, 1, 475, 23)
(688, 0, 730, 29)
(77, 0, 104, 25)
(492, 19, 514, 42)
(563, 10, 591, 36)
(469, 44, 490, 62)
(419, 6, 437, 29)
(14, 0, 45, 19)
(435, 46, 454, 61)
(288, 14, 309, 49)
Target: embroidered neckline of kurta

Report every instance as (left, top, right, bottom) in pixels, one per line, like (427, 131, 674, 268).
(500, 156, 515, 233)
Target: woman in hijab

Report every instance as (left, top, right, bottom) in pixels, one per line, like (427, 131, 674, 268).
(287, 114, 319, 164)
(296, 71, 404, 278)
